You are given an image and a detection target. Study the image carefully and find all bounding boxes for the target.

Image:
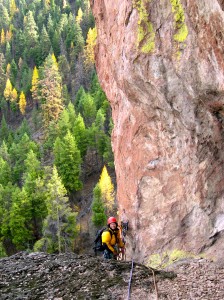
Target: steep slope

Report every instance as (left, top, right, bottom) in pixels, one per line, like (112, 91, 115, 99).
(91, 0, 224, 262)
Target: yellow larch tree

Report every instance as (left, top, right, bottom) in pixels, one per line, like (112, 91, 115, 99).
(4, 78, 13, 102)
(84, 27, 97, 67)
(11, 88, 18, 102)
(0, 29, 5, 44)
(76, 8, 83, 24)
(19, 91, 26, 115)
(9, 0, 17, 17)
(98, 165, 115, 214)
(6, 63, 11, 78)
(6, 30, 12, 42)
(30, 66, 39, 106)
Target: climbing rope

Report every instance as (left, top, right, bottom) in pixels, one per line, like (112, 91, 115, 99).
(150, 267, 159, 300)
(127, 259, 134, 300)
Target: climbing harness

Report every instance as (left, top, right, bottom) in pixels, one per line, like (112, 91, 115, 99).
(127, 259, 134, 300)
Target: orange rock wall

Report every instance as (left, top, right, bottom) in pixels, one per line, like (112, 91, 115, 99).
(91, 0, 224, 262)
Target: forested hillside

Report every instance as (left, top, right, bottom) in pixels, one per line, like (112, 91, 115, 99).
(0, 0, 114, 256)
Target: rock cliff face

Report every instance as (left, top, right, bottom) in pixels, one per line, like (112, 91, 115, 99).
(91, 0, 224, 262)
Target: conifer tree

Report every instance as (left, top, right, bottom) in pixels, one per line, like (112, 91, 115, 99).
(0, 28, 5, 44)
(80, 93, 96, 126)
(0, 116, 9, 142)
(0, 53, 6, 95)
(19, 91, 26, 115)
(84, 27, 97, 67)
(31, 66, 39, 108)
(40, 26, 51, 61)
(15, 119, 31, 141)
(76, 7, 83, 24)
(11, 88, 18, 102)
(98, 166, 115, 214)
(24, 11, 39, 48)
(9, 0, 17, 17)
(0, 5, 10, 29)
(91, 183, 107, 227)
(4, 78, 13, 104)
(9, 133, 39, 184)
(0, 182, 15, 252)
(9, 187, 33, 249)
(24, 11, 39, 64)
(73, 113, 87, 158)
(53, 131, 82, 192)
(67, 101, 76, 128)
(0, 157, 12, 186)
(58, 108, 71, 138)
(23, 150, 47, 241)
(34, 166, 78, 253)
(5, 42, 11, 62)
(0, 141, 10, 162)
(40, 53, 64, 132)
(5, 29, 12, 42)
(10, 60, 18, 85)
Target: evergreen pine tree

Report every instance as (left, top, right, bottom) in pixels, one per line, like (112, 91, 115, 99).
(9, 187, 33, 250)
(53, 131, 82, 192)
(23, 150, 47, 241)
(34, 166, 78, 253)
(40, 53, 64, 132)
(91, 183, 107, 227)
(40, 26, 51, 61)
(73, 113, 87, 158)
(0, 157, 12, 186)
(0, 53, 6, 96)
(9, 133, 39, 184)
(0, 116, 9, 142)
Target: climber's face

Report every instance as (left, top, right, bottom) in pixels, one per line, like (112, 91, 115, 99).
(109, 222, 117, 230)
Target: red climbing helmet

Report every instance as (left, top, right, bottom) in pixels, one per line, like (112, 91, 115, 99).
(107, 216, 117, 225)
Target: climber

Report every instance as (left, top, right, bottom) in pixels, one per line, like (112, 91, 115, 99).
(102, 216, 125, 259)
(120, 209, 129, 233)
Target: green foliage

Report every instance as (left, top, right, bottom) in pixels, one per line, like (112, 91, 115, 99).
(91, 183, 107, 227)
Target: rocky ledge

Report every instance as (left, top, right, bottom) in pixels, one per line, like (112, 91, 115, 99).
(0, 252, 224, 299)
(0, 252, 173, 300)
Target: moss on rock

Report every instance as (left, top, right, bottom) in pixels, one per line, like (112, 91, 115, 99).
(147, 249, 199, 269)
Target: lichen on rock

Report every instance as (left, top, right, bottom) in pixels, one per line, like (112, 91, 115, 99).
(170, 0, 188, 42)
(133, 0, 155, 53)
